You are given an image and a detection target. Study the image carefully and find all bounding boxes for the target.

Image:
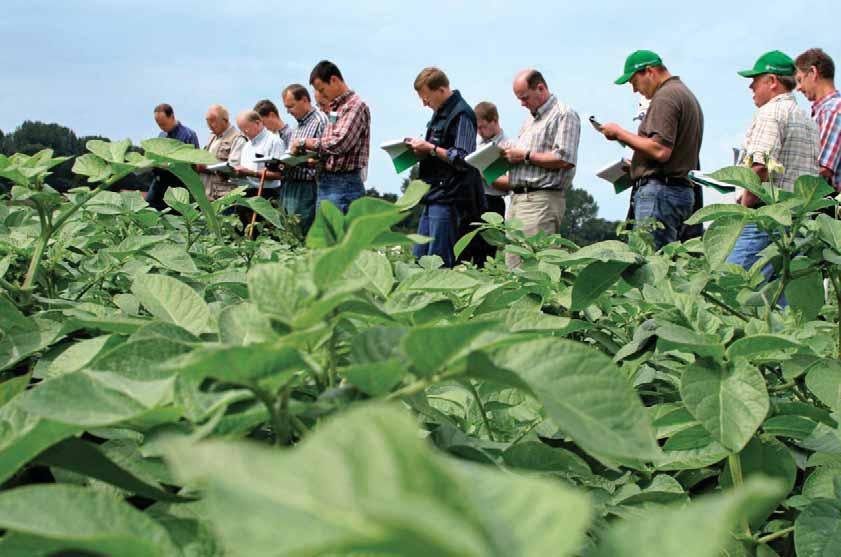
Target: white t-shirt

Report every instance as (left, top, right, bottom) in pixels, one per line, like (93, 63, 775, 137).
(238, 127, 286, 189)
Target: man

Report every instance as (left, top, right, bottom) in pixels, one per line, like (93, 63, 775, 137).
(600, 51, 704, 250)
(254, 99, 293, 146)
(727, 50, 819, 274)
(405, 67, 480, 268)
(498, 69, 580, 267)
(196, 104, 246, 200)
(146, 103, 200, 209)
(314, 89, 332, 114)
(233, 110, 285, 190)
(795, 48, 841, 193)
(282, 83, 329, 235)
(457, 100, 508, 266)
(291, 60, 370, 213)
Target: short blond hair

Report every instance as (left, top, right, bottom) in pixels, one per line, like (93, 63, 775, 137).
(207, 104, 230, 122)
(414, 67, 449, 92)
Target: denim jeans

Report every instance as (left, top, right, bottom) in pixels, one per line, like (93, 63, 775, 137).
(726, 223, 787, 306)
(280, 180, 317, 235)
(413, 204, 459, 268)
(317, 170, 365, 214)
(633, 179, 695, 250)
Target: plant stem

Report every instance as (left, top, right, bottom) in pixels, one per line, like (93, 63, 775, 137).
(702, 291, 750, 322)
(756, 526, 795, 545)
(830, 271, 841, 360)
(386, 369, 464, 401)
(249, 384, 287, 447)
(728, 452, 752, 538)
(467, 380, 496, 442)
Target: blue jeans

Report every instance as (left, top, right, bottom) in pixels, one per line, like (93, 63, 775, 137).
(413, 204, 459, 268)
(280, 180, 317, 235)
(634, 179, 695, 249)
(317, 171, 365, 214)
(726, 223, 787, 306)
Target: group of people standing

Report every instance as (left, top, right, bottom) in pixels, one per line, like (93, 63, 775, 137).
(145, 48, 841, 275)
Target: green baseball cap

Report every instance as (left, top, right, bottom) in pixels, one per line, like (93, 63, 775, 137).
(615, 50, 663, 85)
(737, 50, 795, 78)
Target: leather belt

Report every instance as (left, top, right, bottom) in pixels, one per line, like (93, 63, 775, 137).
(510, 186, 562, 195)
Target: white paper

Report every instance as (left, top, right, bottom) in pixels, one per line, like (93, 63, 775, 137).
(465, 142, 504, 171)
(596, 159, 629, 183)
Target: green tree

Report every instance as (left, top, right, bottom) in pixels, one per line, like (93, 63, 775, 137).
(560, 187, 619, 245)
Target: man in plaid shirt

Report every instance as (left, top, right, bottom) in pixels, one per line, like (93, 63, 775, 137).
(291, 60, 370, 214)
(282, 84, 328, 235)
(727, 50, 819, 278)
(795, 48, 841, 193)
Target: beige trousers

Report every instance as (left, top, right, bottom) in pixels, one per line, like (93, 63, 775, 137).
(506, 189, 566, 268)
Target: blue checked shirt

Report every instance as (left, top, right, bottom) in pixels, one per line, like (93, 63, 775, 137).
(289, 109, 329, 182)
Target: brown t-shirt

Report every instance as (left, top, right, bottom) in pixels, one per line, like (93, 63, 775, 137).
(630, 77, 704, 181)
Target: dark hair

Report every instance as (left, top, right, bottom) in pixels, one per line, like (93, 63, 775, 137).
(253, 99, 279, 117)
(310, 60, 343, 85)
(283, 84, 311, 102)
(795, 48, 835, 80)
(776, 74, 797, 92)
(153, 103, 174, 117)
(525, 70, 547, 90)
(474, 101, 499, 123)
(414, 67, 450, 91)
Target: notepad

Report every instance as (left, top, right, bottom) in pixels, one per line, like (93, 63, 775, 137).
(596, 160, 632, 194)
(465, 142, 512, 184)
(380, 139, 421, 173)
(688, 171, 737, 194)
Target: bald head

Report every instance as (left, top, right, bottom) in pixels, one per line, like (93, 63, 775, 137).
(205, 104, 231, 136)
(236, 110, 263, 140)
(513, 69, 551, 113)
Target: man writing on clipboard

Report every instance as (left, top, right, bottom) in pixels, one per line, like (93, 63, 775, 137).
(597, 50, 704, 249)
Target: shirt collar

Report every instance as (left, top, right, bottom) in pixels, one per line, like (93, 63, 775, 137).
(481, 130, 505, 145)
(167, 121, 184, 138)
(297, 109, 317, 126)
(331, 90, 355, 110)
(251, 127, 269, 144)
(767, 92, 796, 107)
(533, 95, 556, 119)
(812, 89, 841, 115)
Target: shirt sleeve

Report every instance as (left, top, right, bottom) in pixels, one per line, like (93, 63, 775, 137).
(642, 97, 679, 148)
(444, 116, 477, 169)
(818, 109, 841, 175)
(553, 110, 580, 166)
(319, 103, 370, 155)
(745, 107, 782, 166)
(189, 131, 200, 148)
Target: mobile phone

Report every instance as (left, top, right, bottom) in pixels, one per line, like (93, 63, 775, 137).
(589, 116, 603, 132)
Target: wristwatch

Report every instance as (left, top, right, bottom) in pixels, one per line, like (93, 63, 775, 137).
(524, 150, 532, 165)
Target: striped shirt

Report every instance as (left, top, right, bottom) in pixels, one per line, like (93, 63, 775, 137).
(478, 130, 509, 196)
(317, 90, 370, 173)
(508, 95, 580, 190)
(288, 109, 329, 182)
(812, 90, 841, 188)
(742, 92, 819, 191)
(441, 116, 476, 169)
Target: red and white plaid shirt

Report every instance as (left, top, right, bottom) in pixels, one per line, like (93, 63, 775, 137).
(317, 90, 370, 173)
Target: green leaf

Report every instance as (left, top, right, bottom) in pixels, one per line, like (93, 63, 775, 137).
(145, 243, 198, 274)
(247, 263, 316, 323)
(794, 175, 835, 214)
(0, 484, 180, 557)
(454, 227, 481, 259)
(306, 199, 346, 248)
(709, 165, 762, 189)
(218, 302, 276, 345)
(592, 478, 786, 557)
(502, 441, 592, 477)
(720, 437, 797, 528)
(402, 321, 497, 377)
(162, 343, 305, 385)
(795, 500, 841, 557)
(236, 196, 283, 228)
(685, 203, 752, 225)
(141, 138, 217, 165)
(726, 334, 801, 361)
(72, 153, 112, 183)
(763, 415, 818, 440)
(703, 215, 746, 269)
(803, 465, 841, 499)
(131, 274, 211, 336)
(656, 425, 729, 471)
(394, 179, 430, 211)
(680, 361, 769, 452)
(785, 270, 825, 321)
(817, 213, 841, 251)
(656, 323, 725, 360)
(571, 260, 629, 310)
(490, 338, 660, 469)
(165, 403, 592, 557)
(340, 359, 406, 396)
(0, 373, 30, 407)
(399, 268, 480, 291)
(35, 437, 193, 502)
(345, 249, 394, 298)
(0, 298, 63, 372)
(806, 359, 841, 414)
(164, 163, 223, 239)
(87, 138, 132, 163)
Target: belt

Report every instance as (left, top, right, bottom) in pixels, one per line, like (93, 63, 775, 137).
(510, 186, 563, 195)
(633, 175, 693, 188)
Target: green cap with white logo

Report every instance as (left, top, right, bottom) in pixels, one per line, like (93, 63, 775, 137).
(615, 50, 663, 85)
(737, 50, 795, 78)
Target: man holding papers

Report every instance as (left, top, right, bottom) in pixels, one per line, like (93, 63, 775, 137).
(196, 104, 246, 200)
(500, 69, 580, 268)
(291, 60, 370, 213)
(406, 67, 480, 268)
(599, 50, 703, 250)
(282, 84, 328, 235)
(233, 110, 285, 190)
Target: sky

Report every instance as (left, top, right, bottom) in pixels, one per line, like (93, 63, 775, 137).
(1, 0, 839, 220)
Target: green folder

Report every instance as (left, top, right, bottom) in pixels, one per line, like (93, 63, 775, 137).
(688, 171, 737, 194)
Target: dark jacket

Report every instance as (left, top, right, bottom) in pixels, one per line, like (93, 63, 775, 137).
(419, 90, 483, 211)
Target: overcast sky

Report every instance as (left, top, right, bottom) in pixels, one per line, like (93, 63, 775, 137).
(2, 0, 838, 220)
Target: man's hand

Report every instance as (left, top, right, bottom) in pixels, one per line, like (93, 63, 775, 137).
(407, 138, 434, 156)
(194, 164, 207, 173)
(503, 147, 527, 164)
(600, 123, 626, 142)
